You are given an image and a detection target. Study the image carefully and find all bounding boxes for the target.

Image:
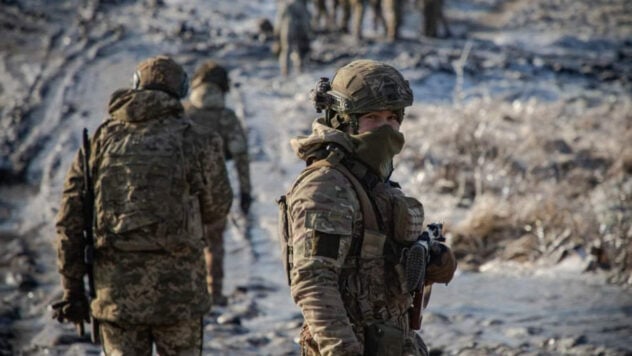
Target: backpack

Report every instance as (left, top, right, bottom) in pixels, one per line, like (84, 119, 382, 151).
(93, 118, 193, 252)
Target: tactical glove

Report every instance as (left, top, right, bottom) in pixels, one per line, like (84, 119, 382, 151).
(426, 243, 457, 284)
(240, 192, 253, 215)
(51, 276, 90, 325)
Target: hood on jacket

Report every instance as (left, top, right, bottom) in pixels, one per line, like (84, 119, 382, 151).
(188, 83, 225, 110)
(290, 118, 355, 162)
(108, 89, 184, 123)
(291, 118, 405, 181)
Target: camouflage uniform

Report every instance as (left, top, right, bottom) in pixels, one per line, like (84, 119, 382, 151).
(368, 0, 386, 34)
(333, 0, 352, 33)
(280, 60, 457, 355)
(382, 0, 403, 41)
(274, 0, 311, 76)
(312, 0, 335, 31)
(54, 56, 232, 354)
(418, 0, 451, 38)
(334, 0, 375, 40)
(349, 0, 366, 40)
(184, 62, 251, 304)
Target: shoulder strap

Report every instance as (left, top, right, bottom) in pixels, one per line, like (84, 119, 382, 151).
(308, 156, 379, 231)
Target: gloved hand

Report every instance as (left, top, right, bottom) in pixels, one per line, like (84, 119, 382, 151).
(240, 192, 253, 215)
(51, 276, 90, 326)
(426, 242, 457, 284)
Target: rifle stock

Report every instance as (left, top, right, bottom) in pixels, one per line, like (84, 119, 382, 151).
(81, 128, 100, 344)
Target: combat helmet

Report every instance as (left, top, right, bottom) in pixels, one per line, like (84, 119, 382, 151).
(191, 60, 230, 92)
(133, 55, 189, 99)
(311, 59, 413, 132)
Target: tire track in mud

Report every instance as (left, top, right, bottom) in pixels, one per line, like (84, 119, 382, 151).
(19, 26, 125, 186)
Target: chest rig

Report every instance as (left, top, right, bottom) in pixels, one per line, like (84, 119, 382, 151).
(279, 143, 419, 287)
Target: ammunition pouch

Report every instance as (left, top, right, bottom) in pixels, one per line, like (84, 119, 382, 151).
(392, 196, 424, 244)
(364, 323, 404, 356)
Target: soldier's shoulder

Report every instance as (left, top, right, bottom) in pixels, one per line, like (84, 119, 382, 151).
(183, 121, 222, 144)
(91, 117, 122, 141)
(291, 163, 356, 196)
(288, 165, 360, 215)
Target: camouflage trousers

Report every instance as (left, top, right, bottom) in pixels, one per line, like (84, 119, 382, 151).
(204, 218, 227, 299)
(100, 317, 203, 356)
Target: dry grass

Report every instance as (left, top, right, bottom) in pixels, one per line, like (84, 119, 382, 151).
(401, 94, 632, 285)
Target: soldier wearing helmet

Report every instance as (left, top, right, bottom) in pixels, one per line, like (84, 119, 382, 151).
(52, 55, 232, 354)
(279, 59, 456, 355)
(274, 0, 311, 76)
(184, 60, 252, 306)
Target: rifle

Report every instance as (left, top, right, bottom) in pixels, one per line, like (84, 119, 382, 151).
(81, 128, 100, 344)
(409, 223, 444, 330)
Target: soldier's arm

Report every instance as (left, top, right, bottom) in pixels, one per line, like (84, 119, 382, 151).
(190, 132, 233, 225)
(288, 168, 363, 355)
(55, 149, 87, 280)
(224, 110, 251, 196)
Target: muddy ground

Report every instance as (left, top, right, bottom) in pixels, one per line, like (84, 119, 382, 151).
(0, 0, 631, 355)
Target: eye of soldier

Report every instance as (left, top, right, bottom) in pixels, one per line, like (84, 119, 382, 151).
(386, 113, 399, 122)
(361, 113, 379, 120)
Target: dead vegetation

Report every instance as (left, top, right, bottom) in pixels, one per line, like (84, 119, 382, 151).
(402, 94, 632, 285)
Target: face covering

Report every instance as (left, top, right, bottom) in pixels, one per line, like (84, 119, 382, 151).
(350, 124, 405, 181)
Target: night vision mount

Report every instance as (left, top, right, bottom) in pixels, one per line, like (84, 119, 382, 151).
(309, 77, 351, 115)
(310, 77, 333, 113)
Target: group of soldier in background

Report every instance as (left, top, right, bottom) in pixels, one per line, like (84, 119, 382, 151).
(272, 0, 451, 75)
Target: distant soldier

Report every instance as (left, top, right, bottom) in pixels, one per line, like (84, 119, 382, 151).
(419, 0, 451, 38)
(349, 0, 366, 40)
(338, 0, 383, 40)
(368, 0, 386, 34)
(279, 59, 457, 355)
(383, 0, 403, 41)
(312, 0, 335, 31)
(184, 61, 253, 306)
(52, 55, 232, 354)
(333, 0, 352, 33)
(274, 0, 312, 76)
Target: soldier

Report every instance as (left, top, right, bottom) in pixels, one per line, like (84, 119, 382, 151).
(184, 60, 252, 306)
(333, 0, 352, 33)
(312, 0, 335, 31)
(339, 0, 382, 40)
(274, 0, 312, 76)
(368, 0, 386, 34)
(349, 0, 366, 40)
(278, 59, 457, 355)
(52, 55, 232, 354)
(383, 0, 403, 41)
(419, 0, 451, 38)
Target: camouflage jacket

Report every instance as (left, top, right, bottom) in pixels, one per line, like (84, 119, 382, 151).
(184, 96, 251, 197)
(55, 89, 232, 324)
(285, 118, 456, 355)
